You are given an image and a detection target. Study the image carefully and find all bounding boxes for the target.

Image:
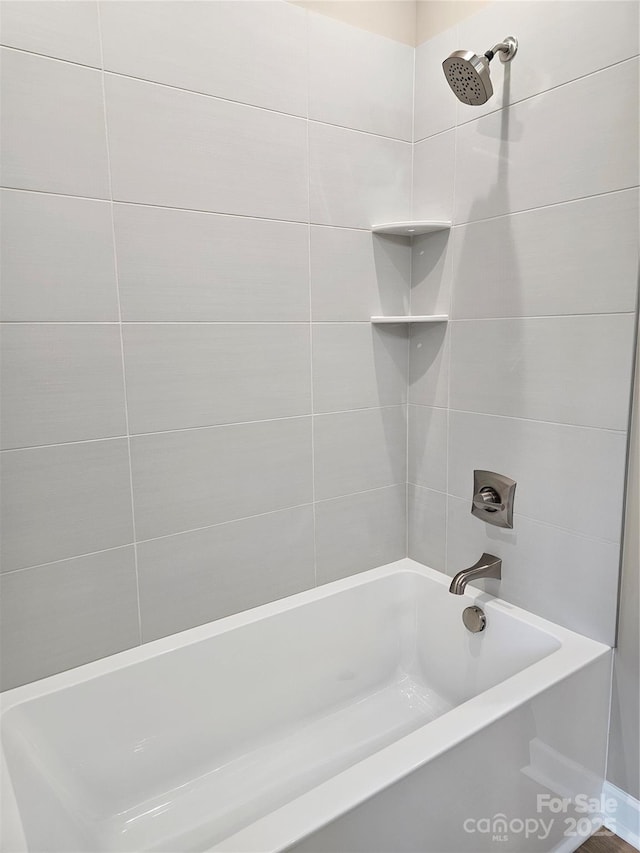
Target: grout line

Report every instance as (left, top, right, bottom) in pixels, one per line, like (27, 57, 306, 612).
(133, 503, 314, 549)
(1, 434, 132, 453)
(414, 487, 623, 548)
(0, 185, 111, 204)
(408, 484, 448, 497)
(414, 53, 640, 143)
(0, 46, 411, 144)
(102, 65, 413, 144)
(0, 544, 137, 578)
(408, 404, 629, 435)
(2, 311, 637, 325)
(0, 321, 384, 325)
(304, 8, 318, 589)
(406, 40, 416, 558)
(450, 186, 640, 229)
(407, 402, 449, 413)
(103, 68, 307, 123)
(448, 185, 640, 228)
(0, 405, 412, 454)
(408, 0, 418, 572)
(313, 483, 405, 507)
(1, 401, 627, 456)
(1, 482, 409, 578)
(0, 186, 332, 230)
(96, 5, 143, 646)
(443, 50, 459, 575)
(413, 125, 456, 145)
(2, 183, 636, 234)
(0, 42, 102, 71)
(5, 41, 637, 142)
(453, 54, 640, 134)
(0, 44, 309, 119)
(448, 312, 637, 323)
(0, 321, 313, 326)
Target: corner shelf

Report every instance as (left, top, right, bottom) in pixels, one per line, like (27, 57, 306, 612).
(371, 220, 451, 237)
(371, 314, 448, 324)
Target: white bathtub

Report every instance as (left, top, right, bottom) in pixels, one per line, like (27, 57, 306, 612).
(1, 559, 612, 853)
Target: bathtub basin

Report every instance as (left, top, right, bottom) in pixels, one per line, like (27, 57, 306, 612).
(1, 559, 611, 852)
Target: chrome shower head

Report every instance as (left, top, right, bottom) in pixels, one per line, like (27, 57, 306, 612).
(442, 36, 518, 105)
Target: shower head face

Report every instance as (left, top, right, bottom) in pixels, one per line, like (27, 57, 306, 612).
(442, 50, 493, 105)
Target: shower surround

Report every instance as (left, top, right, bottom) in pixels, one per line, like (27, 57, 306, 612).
(0, 0, 638, 692)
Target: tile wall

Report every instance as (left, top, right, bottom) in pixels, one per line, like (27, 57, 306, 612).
(0, 0, 413, 689)
(1, 0, 637, 690)
(408, 0, 639, 645)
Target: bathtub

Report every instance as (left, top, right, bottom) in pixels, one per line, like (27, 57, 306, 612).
(1, 559, 612, 853)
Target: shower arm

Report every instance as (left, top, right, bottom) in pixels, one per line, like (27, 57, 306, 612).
(484, 36, 518, 64)
(484, 43, 509, 61)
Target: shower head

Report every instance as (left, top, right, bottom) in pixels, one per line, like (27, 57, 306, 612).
(442, 36, 518, 105)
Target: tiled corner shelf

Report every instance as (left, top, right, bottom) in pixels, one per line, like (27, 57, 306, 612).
(371, 220, 451, 237)
(371, 315, 448, 324)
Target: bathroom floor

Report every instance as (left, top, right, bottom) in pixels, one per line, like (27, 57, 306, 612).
(579, 833, 637, 852)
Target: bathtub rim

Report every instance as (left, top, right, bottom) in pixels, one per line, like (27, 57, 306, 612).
(0, 558, 611, 853)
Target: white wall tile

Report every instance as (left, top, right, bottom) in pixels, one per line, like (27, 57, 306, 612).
(412, 129, 456, 222)
(410, 10, 638, 647)
(309, 122, 411, 228)
(105, 75, 308, 220)
(137, 506, 315, 642)
(446, 496, 620, 645)
(408, 323, 449, 408)
(454, 59, 639, 223)
(0, 547, 139, 691)
(456, 1, 640, 125)
(0, 49, 109, 197)
(4, 0, 634, 674)
(414, 26, 458, 141)
(452, 190, 640, 319)
(448, 410, 628, 544)
(1, 324, 127, 449)
(410, 229, 454, 317)
(1, 440, 134, 572)
(449, 315, 636, 431)
(0, 1, 101, 67)
(314, 406, 407, 501)
(123, 324, 311, 434)
(408, 404, 448, 493)
(100, 1, 307, 116)
(130, 418, 312, 541)
(310, 227, 410, 321)
(315, 485, 406, 584)
(407, 484, 447, 573)
(312, 323, 408, 413)
(114, 205, 309, 322)
(0, 191, 118, 322)
(308, 12, 413, 140)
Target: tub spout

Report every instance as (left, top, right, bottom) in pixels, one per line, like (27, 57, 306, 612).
(449, 553, 501, 595)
